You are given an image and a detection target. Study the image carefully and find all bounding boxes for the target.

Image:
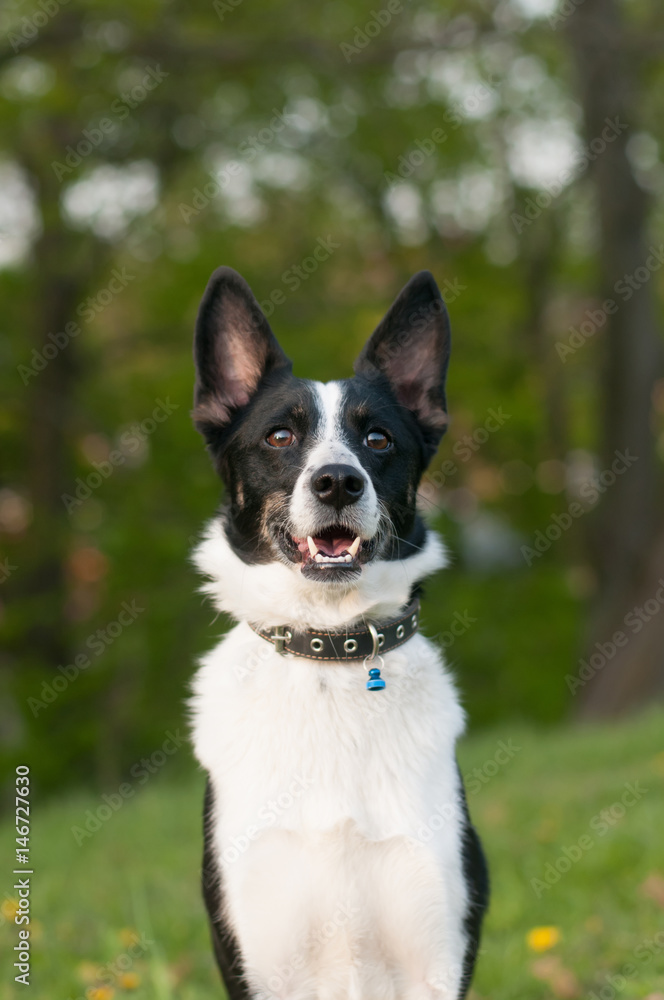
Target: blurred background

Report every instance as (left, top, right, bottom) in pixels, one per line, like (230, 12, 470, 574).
(1, 0, 664, 997)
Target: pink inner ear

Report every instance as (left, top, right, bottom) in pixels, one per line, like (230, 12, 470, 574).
(192, 377, 252, 428)
(221, 329, 265, 394)
(211, 295, 270, 409)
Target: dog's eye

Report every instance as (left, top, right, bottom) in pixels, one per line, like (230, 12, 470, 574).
(266, 428, 296, 448)
(365, 430, 391, 451)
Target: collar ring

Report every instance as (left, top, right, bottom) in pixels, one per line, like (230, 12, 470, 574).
(367, 623, 381, 661)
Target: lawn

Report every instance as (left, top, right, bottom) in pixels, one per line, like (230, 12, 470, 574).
(1, 707, 663, 999)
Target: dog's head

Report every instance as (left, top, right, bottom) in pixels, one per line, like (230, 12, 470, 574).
(192, 267, 450, 593)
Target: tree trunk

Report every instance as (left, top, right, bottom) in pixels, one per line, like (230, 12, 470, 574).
(564, 0, 664, 717)
(14, 147, 108, 670)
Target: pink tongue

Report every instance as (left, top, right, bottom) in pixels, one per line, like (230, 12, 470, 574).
(315, 535, 352, 556)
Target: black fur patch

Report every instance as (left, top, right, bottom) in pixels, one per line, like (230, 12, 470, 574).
(202, 778, 253, 1000)
(456, 767, 490, 997)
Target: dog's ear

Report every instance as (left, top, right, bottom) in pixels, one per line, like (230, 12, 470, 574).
(354, 270, 451, 461)
(192, 267, 292, 435)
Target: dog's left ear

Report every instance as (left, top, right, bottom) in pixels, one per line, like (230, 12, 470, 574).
(192, 267, 292, 436)
(354, 270, 451, 461)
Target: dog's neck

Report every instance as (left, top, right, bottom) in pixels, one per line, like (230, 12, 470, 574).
(193, 518, 446, 632)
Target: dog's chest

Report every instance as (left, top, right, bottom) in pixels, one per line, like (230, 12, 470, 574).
(191, 625, 469, 999)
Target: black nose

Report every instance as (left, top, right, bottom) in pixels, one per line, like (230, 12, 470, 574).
(311, 464, 365, 509)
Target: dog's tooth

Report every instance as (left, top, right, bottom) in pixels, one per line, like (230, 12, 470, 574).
(307, 536, 318, 557)
(344, 554, 352, 562)
(348, 536, 361, 558)
(314, 553, 324, 563)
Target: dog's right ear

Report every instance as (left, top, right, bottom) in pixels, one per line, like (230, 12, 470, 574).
(192, 267, 292, 437)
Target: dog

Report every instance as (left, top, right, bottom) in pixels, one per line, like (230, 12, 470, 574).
(189, 266, 488, 1000)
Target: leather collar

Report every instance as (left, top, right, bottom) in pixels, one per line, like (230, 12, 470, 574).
(249, 598, 420, 661)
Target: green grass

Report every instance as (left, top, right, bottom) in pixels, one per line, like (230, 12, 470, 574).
(1, 708, 663, 999)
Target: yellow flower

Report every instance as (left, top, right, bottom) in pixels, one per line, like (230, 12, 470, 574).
(527, 926, 561, 952)
(1, 899, 19, 921)
(86, 988, 114, 1000)
(117, 972, 140, 989)
(77, 962, 103, 984)
(118, 928, 140, 948)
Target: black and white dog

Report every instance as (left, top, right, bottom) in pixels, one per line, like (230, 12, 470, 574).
(189, 267, 488, 1000)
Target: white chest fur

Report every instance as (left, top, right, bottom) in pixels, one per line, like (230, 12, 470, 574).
(191, 621, 470, 1000)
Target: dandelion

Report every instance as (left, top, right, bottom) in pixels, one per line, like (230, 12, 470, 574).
(86, 988, 115, 1000)
(527, 925, 561, 952)
(77, 962, 103, 984)
(117, 972, 141, 990)
(1, 899, 19, 921)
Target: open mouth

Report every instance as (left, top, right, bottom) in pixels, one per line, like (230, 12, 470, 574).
(275, 526, 377, 579)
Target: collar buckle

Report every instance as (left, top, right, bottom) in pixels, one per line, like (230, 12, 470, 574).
(270, 626, 291, 655)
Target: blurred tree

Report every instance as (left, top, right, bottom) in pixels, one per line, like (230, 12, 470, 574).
(564, 0, 664, 716)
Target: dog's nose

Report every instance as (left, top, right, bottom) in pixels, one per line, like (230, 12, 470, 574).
(311, 464, 365, 509)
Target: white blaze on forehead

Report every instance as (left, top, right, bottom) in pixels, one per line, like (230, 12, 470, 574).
(304, 380, 358, 467)
(313, 379, 343, 446)
(288, 380, 380, 537)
